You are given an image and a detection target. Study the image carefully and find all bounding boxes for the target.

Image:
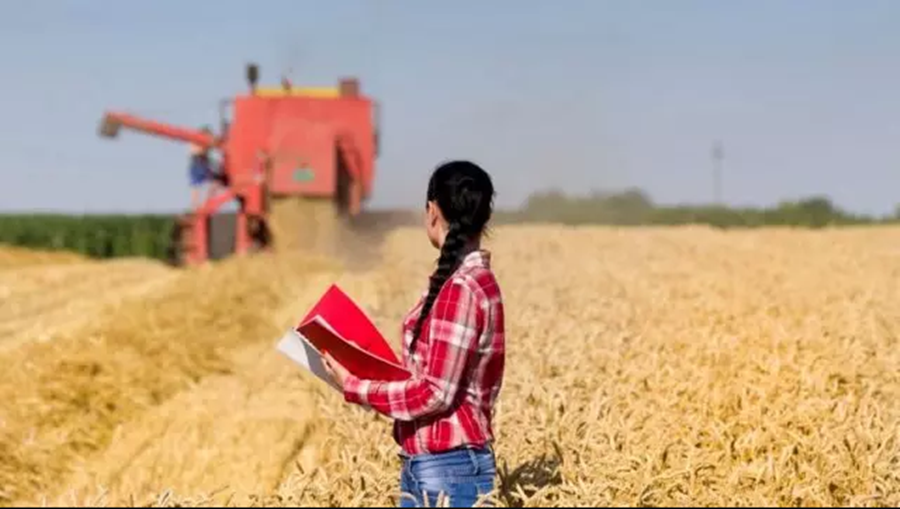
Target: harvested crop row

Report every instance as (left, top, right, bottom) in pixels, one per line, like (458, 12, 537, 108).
(49, 344, 324, 507)
(0, 252, 340, 507)
(46, 265, 395, 507)
(0, 259, 177, 352)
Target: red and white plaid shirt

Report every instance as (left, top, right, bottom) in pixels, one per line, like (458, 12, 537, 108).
(343, 250, 506, 456)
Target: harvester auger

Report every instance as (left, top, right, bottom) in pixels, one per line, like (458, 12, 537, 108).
(98, 62, 380, 266)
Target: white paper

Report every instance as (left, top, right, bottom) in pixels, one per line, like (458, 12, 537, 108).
(276, 329, 343, 393)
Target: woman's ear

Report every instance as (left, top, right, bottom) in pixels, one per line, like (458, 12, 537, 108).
(426, 201, 440, 229)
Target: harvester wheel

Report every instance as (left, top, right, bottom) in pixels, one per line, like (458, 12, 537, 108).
(247, 215, 272, 252)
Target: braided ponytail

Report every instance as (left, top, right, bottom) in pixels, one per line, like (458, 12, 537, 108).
(410, 222, 468, 351)
(408, 160, 495, 355)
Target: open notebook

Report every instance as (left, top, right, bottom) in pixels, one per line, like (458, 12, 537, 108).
(276, 284, 412, 393)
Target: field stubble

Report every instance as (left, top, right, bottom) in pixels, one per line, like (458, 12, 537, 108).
(2, 225, 900, 507)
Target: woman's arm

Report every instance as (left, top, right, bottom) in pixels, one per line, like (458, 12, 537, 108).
(341, 278, 482, 422)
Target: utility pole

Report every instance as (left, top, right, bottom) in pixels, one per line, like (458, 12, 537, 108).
(712, 140, 724, 205)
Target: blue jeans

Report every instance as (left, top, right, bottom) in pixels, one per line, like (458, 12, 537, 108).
(399, 447, 496, 508)
(189, 157, 210, 186)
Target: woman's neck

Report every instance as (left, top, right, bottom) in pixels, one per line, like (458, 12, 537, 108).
(461, 236, 482, 256)
(438, 229, 482, 255)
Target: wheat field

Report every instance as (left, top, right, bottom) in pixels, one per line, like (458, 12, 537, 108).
(1, 225, 899, 507)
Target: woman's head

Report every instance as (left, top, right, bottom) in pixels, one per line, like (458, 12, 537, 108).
(411, 160, 495, 348)
(424, 160, 495, 250)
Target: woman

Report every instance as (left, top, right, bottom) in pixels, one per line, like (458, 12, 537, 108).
(324, 160, 506, 508)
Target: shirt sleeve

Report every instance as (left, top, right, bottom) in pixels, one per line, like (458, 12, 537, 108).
(342, 277, 482, 422)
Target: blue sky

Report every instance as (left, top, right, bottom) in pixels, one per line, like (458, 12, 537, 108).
(2, 1, 900, 215)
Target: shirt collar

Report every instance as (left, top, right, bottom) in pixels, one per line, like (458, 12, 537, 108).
(414, 250, 492, 301)
(460, 249, 491, 270)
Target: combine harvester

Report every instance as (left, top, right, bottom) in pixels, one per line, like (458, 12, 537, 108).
(98, 63, 381, 266)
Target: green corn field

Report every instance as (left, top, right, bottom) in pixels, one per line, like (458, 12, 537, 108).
(0, 214, 175, 261)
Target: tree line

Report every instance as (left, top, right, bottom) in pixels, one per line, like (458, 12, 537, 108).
(495, 189, 896, 228)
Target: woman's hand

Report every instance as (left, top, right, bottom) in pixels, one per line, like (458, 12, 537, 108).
(323, 353, 351, 390)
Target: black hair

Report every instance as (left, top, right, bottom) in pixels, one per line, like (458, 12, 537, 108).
(409, 160, 495, 353)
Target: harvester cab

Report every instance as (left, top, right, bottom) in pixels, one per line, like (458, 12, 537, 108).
(98, 62, 380, 267)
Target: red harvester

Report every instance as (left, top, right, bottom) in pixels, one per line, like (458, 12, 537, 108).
(98, 62, 380, 266)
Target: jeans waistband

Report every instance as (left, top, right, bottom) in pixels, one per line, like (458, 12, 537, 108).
(399, 443, 494, 462)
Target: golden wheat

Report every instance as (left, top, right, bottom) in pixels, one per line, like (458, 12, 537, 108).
(3, 226, 900, 507)
(268, 198, 342, 255)
(0, 245, 86, 269)
(0, 258, 177, 354)
(0, 250, 340, 506)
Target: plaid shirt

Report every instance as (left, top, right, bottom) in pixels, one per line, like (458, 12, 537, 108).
(343, 250, 506, 456)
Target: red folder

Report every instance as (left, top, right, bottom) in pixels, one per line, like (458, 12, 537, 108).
(295, 284, 411, 382)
